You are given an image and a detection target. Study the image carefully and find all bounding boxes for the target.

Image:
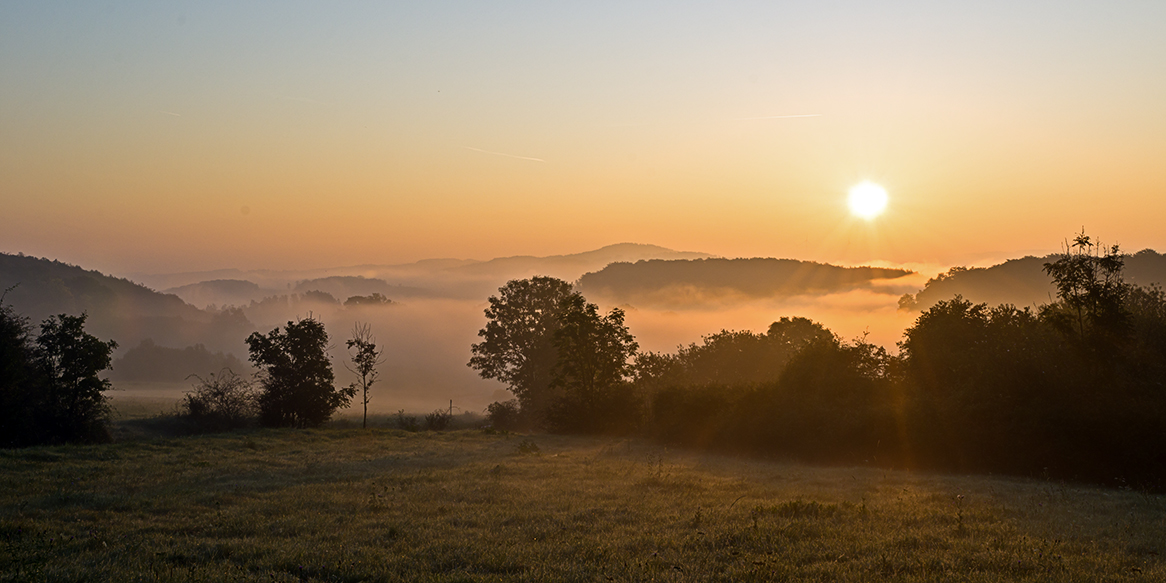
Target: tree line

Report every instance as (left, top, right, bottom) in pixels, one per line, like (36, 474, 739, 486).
(177, 318, 391, 431)
(7, 232, 1164, 488)
(1, 291, 118, 447)
(471, 233, 1166, 489)
(1, 280, 388, 443)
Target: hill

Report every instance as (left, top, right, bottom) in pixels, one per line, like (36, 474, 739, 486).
(577, 257, 914, 306)
(0, 253, 253, 357)
(128, 243, 711, 301)
(908, 248, 1166, 310)
(291, 276, 430, 301)
(163, 279, 267, 309)
(448, 242, 710, 279)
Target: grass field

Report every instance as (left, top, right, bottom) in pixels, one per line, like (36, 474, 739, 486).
(2, 427, 1164, 582)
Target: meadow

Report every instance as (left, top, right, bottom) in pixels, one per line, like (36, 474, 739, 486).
(3, 414, 1165, 583)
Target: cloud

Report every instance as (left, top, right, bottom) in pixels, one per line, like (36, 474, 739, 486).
(463, 146, 545, 162)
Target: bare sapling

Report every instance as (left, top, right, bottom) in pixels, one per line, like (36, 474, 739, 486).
(345, 322, 385, 429)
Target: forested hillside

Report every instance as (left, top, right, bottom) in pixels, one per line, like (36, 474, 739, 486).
(906, 249, 1166, 311)
(578, 257, 912, 306)
(0, 253, 253, 357)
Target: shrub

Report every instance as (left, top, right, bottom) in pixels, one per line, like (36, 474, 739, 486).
(394, 410, 419, 432)
(485, 399, 522, 431)
(181, 369, 258, 432)
(646, 383, 752, 449)
(424, 409, 452, 431)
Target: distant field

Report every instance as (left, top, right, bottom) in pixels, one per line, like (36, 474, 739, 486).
(2, 430, 1164, 582)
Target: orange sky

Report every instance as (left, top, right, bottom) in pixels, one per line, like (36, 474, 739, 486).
(3, 2, 1165, 275)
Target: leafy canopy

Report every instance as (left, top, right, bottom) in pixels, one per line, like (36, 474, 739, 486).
(246, 317, 353, 428)
(1041, 231, 1132, 353)
(468, 276, 574, 425)
(546, 293, 639, 434)
(0, 297, 117, 446)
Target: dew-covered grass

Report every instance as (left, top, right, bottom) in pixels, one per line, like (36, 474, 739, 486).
(2, 429, 1164, 581)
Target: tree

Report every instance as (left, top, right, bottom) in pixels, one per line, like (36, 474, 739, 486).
(546, 293, 639, 434)
(345, 322, 385, 429)
(468, 276, 574, 427)
(344, 293, 393, 307)
(34, 313, 119, 444)
(1041, 231, 1132, 354)
(2, 287, 119, 447)
(0, 288, 41, 447)
(246, 317, 354, 428)
(633, 316, 832, 390)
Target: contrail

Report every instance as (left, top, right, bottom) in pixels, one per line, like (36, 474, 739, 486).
(463, 146, 545, 162)
(161, 111, 182, 117)
(729, 113, 822, 120)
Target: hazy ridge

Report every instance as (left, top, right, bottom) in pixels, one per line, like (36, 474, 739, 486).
(908, 248, 1166, 310)
(133, 243, 710, 294)
(0, 253, 252, 359)
(579, 258, 914, 307)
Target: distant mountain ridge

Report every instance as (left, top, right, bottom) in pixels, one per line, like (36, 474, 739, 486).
(164, 279, 265, 309)
(449, 243, 709, 278)
(578, 258, 914, 306)
(129, 243, 710, 292)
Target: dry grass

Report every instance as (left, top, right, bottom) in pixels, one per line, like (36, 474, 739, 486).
(2, 428, 1164, 582)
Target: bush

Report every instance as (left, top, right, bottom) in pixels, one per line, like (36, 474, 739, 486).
(643, 334, 902, 464)
(546, 381, 643, 435)
(645, 383, 752, 449)
(393, 410, 419, 432)
(181, 369, 258, 432)
(424, 409, 452, 431)
(485, 399, 522, 431)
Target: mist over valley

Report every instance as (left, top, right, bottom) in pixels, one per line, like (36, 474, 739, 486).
(2, 244, 925, 415)
(9, 242, 1166, 418)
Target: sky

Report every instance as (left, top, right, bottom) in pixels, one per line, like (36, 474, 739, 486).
(3, 1, 1165, 275)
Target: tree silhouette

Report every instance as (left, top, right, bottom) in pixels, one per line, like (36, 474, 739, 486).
(546, 293, 639, 433)
(0, 303, 118, 447)
(246, 317, 354, 428)
(1, 289, 41, 446)
(1041, 231, 1132, 357)
(345, 322, 385, 429)
(34, 313, 118, 444)
(634, 316, 832, 390)
(344, 293, 393, 307)
(468, 276, 574, 427)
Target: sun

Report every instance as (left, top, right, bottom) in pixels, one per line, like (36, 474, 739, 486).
(848, 181, 888, 220)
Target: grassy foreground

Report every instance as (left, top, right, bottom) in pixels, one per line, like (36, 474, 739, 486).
(2, 429, 1164, 582)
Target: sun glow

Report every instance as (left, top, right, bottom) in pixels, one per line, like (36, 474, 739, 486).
(848, 182, 888, 220)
